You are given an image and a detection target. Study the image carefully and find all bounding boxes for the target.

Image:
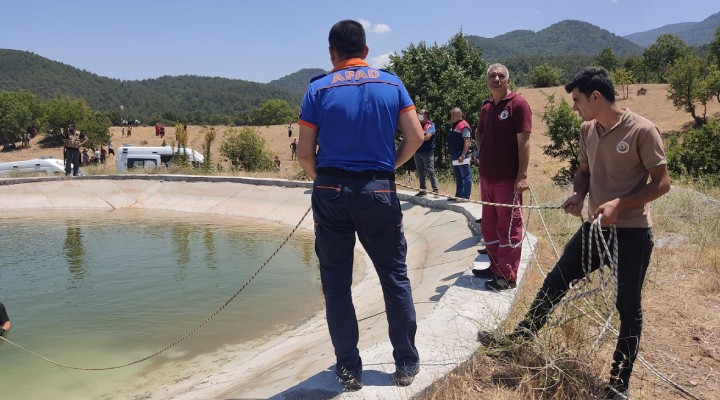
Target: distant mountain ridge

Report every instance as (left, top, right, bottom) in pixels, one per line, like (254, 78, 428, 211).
(624, 11, 720, 47)
(466, 20, 644, 61)
(0, 49, 309, 124)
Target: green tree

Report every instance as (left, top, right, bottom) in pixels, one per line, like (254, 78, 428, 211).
(594, 47, 620, 72)
(252, 99, 296, 126)
(220, 126, 275, 171)
(203, 127, 216, 172)
(173, 122, 190, 167)
(708, 26, 720, 68)
(666, 55, 711, 125)
(389, 31, 489, 167)
(611, 68, 634, 99)
(43, 96, 91, 136)
(0, 90, 43, 142)
(540, 93, 582, 185)
(527, 63, 562, 88)
(623, 55, 651, 84)
(643, 34, 691, 83)
(667, 118, 720, 178)
(706, 68, 720, 103)
(77, 111, 111, 149)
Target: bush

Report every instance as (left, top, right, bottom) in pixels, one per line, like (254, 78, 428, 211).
(636, 87, 647, 96)
(667, 118, 720, 178)
(540, 93, 582, 185)
(528, 64, 562, 88)
(220, 126, 275, 172)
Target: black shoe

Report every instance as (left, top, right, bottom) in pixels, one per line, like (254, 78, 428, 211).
(432, 189, 439, 196)
(415, 190, 427, 197)
(336, 366, 362, 391)
(477, 246, 488, 254)
(393, 364, 420, 386)
(485, 277, 516, 291)
(471, 268, 496, 279)
(447, 197, 457, 202)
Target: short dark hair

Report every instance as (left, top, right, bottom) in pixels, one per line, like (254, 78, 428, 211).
(564, 67, 615, 103)
(328, 20, 366, 60)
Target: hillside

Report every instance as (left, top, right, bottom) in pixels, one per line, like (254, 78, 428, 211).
(624, 11, 720, 47)
(268, 68, 326, 95)
(466, 20, 643, 61)
(0, 49, 308, 124)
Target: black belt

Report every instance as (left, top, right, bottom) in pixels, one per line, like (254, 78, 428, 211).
(317, 167, 395, 181)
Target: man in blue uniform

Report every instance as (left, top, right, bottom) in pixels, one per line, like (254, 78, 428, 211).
(297, 19, 425, 392)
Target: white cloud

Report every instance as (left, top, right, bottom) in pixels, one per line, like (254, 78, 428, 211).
(358, 18, 392, 34)
(369, 52, 393, 69)
(359, 18, 371, 29)
(372, 24, 391, 34)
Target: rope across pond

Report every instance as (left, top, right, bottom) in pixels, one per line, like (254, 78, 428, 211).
(394, 181, 563, 210)
(0, 206, 312, 371)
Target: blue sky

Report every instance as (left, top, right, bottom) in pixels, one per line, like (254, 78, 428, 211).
(2, 1, 718, 83)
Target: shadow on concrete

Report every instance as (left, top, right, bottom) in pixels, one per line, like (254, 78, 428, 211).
(269, 367, 399, 399)
(444, 235, 479, 253)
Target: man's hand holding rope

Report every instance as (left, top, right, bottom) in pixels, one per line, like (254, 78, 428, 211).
(561, 193, 584, 217)
(593, 198, 621, 226)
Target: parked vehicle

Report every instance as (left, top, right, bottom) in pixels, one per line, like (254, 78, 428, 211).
(115, 146, 204, 171)
(0, 158, 76, 176)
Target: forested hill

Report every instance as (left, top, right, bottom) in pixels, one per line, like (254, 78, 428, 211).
(269, 68, 327, 94)
(466, 20, 644, 61)
(0, 49, 307, 123)
(623, 11, 720, 47)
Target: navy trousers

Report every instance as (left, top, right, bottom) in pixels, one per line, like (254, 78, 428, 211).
(312, 173, 419, 376)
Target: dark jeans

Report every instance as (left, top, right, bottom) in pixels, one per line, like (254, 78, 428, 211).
(64, 147, 81, 175)
(413, 150, 438, 191)
(450, 152, 471, 198)
(312, 172, 419, 376)
(516, 223, 654, 391)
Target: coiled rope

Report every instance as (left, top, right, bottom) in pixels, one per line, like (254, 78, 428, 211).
(525, 188, 703, 400)
(0, 205, 313, 371)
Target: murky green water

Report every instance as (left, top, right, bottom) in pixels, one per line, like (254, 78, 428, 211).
(0, 209, 323, 399)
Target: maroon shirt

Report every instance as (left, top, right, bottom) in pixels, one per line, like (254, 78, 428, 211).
(478, 92, 532, 179)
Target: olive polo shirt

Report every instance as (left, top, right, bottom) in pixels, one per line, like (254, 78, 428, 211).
(578, 109, 667, 228)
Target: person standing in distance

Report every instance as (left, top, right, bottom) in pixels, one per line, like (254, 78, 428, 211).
(63, 124, 88, 176)
(413, 109, 439, 197)
(447, 108, 472, 201)
(297, 19, 425, 392)
(0, 302, 11, 337)
(474, 63, 532, 291)
(479, 68, 670, 400)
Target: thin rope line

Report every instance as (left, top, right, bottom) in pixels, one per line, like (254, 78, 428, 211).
(0, 206, 313, 371)
(395, 181, 563, 210)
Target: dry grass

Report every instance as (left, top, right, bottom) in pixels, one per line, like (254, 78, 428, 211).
(3, 84, 720, 399)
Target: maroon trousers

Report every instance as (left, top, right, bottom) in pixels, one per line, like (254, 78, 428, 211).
(480, 178, 523, 282)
